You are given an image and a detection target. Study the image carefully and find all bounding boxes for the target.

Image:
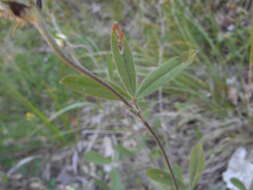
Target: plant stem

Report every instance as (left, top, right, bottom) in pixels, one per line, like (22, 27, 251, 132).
(29, 8, 179, 190)
(136, 112, 179, 190)
(247, 3, 253, 116)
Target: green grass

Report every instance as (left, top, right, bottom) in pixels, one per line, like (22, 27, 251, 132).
(161, 0, 250, 117)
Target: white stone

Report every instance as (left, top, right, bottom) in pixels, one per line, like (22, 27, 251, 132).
(223, 147, 253, 190)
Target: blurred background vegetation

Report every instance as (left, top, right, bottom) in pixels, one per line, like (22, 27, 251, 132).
(0, 0, 253, 189)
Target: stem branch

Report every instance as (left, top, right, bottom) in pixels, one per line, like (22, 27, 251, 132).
(25, 7, 179, 190)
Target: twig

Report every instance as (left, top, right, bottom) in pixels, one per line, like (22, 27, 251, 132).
(0, 3, 179, 190)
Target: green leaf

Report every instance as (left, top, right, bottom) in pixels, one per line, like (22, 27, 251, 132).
(111, 31, 136, 95)
(173, 164, 184, 183)
(230, 178, 247, 190)
(84, 151, 112, 165)
(95, 179, 110, 190)
(136, 57, 192, 98)
(107, 54, 116, 80)
(146, 168, 173, 186)
(146, 168, 185, 190)
(61, 75, 130, 100)
(110, 168, 124, 190)
(109, 81, 132, 100)
(115, 144, 134, 160)
(189, 143, 205, 190)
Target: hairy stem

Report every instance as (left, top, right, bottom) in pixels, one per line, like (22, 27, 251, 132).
(29, 8, 179, 190)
